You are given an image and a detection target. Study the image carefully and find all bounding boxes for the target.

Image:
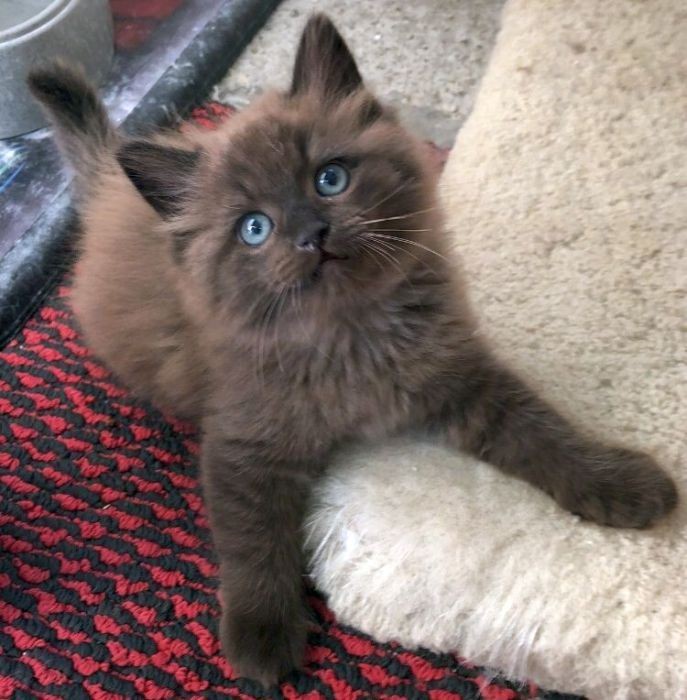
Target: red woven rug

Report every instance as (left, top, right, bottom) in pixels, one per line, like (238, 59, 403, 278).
(0, 104, 583, 700)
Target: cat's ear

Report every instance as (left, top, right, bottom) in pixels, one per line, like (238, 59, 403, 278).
(290, 14, 363, 100)
(116, 140, 200, 218)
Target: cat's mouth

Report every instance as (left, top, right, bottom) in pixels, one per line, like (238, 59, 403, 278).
(309, 249, 349, 283)
(320, 250, 348, 265)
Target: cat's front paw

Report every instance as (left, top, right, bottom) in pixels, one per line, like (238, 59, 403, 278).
(559, 448, 678, 528)
(220, 601, 307, 688)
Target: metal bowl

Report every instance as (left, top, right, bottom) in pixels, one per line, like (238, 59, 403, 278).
(0, 0, 113, 138)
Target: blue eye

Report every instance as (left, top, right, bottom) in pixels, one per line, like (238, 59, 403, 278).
(315, 163, 350, 197)
(237, 212, 273, 246)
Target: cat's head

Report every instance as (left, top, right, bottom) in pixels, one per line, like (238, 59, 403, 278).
(117, 14, 442, 327)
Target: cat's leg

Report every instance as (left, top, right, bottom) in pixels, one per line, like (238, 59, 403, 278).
(431, 355, 678, 528)
(200, 430, 314, 686)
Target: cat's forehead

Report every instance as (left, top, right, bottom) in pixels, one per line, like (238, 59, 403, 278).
(210, 99, 360, 198)
(209, 91, 414, 201)
(227, 101, 354, 167)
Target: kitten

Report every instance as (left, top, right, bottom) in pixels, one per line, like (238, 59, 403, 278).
(28, 14, 677, 686)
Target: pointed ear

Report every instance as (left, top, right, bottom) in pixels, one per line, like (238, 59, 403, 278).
(290, 14, 363, 100)
(116, 141, 200, 218)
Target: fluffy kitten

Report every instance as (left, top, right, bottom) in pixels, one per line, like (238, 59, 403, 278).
(28, 14, 677, 686)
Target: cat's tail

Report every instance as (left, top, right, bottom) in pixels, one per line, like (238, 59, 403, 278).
(27, 61, 116, 200)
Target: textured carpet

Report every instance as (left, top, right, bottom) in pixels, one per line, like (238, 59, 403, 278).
(306, 1, 687, 699)
(0, 105, 577, 699)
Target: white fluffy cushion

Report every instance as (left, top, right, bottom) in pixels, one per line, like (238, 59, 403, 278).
(305, 1, 687, 698)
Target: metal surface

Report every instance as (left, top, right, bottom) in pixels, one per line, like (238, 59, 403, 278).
(0, 0, 283, 347)
(0, 0, 113, 138)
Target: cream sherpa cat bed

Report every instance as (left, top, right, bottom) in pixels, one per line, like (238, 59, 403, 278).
(305, 1, 687, 698)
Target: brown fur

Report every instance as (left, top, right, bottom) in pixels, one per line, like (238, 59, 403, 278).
(28, 14, 678, 686)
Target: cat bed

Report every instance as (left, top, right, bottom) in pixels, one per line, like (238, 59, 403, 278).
(306, 1, 687, 698)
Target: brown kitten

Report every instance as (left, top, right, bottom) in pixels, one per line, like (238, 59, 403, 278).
(28, 14, 677, 687)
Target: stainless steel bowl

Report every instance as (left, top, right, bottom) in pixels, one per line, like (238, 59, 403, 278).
(0, 0, 113, 138)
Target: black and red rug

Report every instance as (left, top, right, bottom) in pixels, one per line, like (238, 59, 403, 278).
(0, 104, 583, 700)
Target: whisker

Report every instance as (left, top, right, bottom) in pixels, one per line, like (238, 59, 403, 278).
(367, 227, 433, 233)
(360, 241, 384, 272)
(366, 233, 450, 262)
(255, 298, 270, 386)
(358, 240, 387, 273)
(357, 179, 419, 217)
(370, 246, 404, 274)
(364, 234, 429, 269)
(360, 237, 409, 281)
(292, 283, 309, 338)
(272, 288, 288, 373)
(360, 207, 437, 226)
(256, 288, 283, 386)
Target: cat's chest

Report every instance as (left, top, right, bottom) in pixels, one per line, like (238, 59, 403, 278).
(216, 287, 461, 447)
(262, 307, 446, 435)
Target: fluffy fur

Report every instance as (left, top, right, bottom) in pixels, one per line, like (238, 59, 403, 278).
(306, 2, 687, 698)
(28, 13, 678, 687)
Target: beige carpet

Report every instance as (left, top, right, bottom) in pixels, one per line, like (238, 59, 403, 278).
(305, 1, 687, 698)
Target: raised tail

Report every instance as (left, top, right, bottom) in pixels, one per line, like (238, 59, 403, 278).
(27, 61, 115, 199)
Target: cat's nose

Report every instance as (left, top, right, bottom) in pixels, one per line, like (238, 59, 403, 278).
(296, 221, 329, 252)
